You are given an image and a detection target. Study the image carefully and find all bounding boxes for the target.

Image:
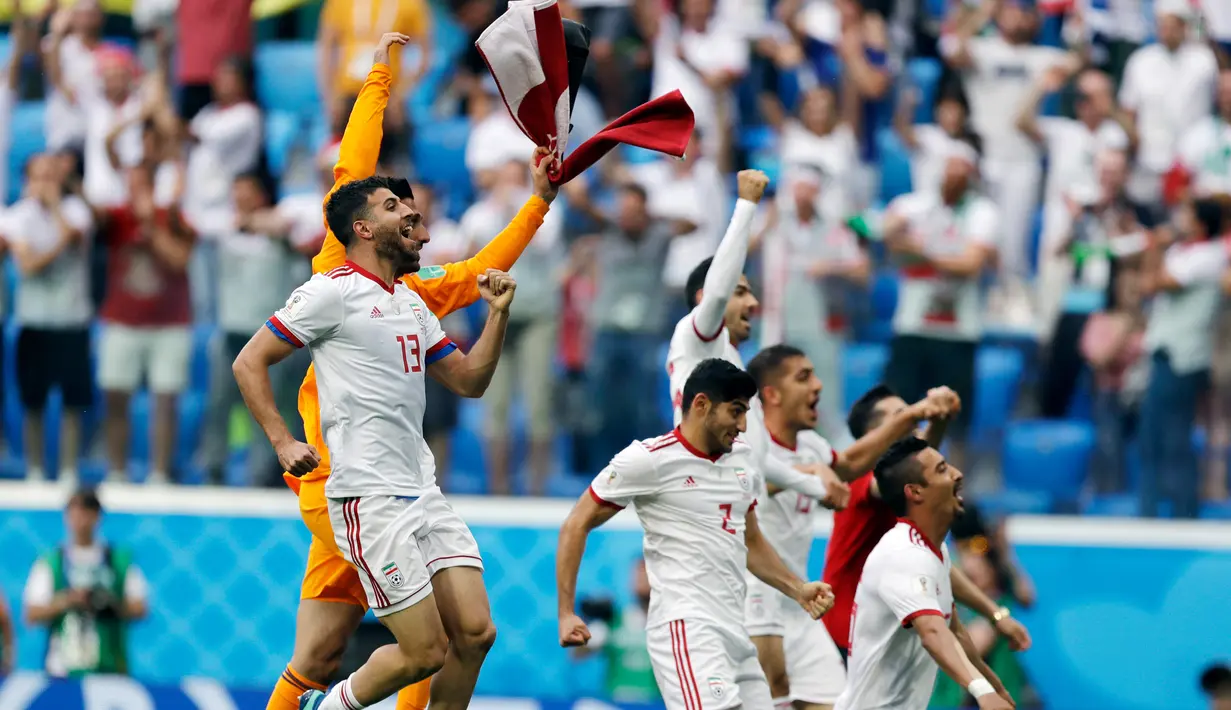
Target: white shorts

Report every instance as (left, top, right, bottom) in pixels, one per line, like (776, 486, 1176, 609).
(746, 580, 846, 704)
(744, 576, 786, 637)
(327, 487, 483, 617)
(97, 324, 191, 394)
(647, 620, 772, 710)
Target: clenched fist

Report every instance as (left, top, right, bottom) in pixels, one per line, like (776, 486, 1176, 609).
(795, 581, 835, 619)
(559, 612, 592, 647)
(478, 269, 517, 313)
(278, 440, 321, 477)
(737, 170, 770, 204)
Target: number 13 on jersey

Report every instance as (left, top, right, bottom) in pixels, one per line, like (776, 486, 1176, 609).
(396, 334, 422, 373)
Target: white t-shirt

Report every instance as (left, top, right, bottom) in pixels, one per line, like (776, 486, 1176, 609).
(1038, 118, 1129, 204)
(217, 229, 293, 334)
(1118, 42, 1218, 174)
(465, 111, 537, 178)
(628, 158, 729, 290)
(888, 191, 999, 342)
(81, 92, 146, 208)
(1175, 117, 1231, 198)
(23, 543, 150, 678)
(589, 432, 760, 636)
(907, 124, 967, 195)
(184, 102, 264, 237)
(750, 430, 836, 578)
(956, 36, 1066, 162)
(459, 192, 564, 318)
(666, 306, 744, 422)
(1144, 238, 1231, 375)
(834, 521, 954, 710)
(1197, 0, 1231, 42)
(44, 35, 99, 151)
(267, 265, 457, 498)
(779, 121, 859, 216)
(2, 196, 95, 328)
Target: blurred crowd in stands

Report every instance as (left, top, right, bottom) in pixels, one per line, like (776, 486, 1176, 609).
(0, 0, 1228, 519)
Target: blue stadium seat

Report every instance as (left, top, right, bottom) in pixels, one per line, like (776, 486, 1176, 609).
(1200, 501, 1231, 520)
(174, 390, 207, 478)
(906, 58, 942, 124)
(190, 322, 216, 395)
(1083, 494, 1147, 518)
(128, 390, 151, 471)
(970, 346, 1024, 444)
(254, 42, 320, 117)
(264, 110, 300, 178)
(1002, 419, 1095, 499)
(876, 129, 912, 203)
(870, 270, 898, 322)
(411, 118, 473, 220)
(841, 342, 889, 412)
(9, 102, 46, 202)
(973, 489, 1054, 517)
(449, 399, 487, 494)
(2, 321, 20, 457)
(738, 125, 777, 154)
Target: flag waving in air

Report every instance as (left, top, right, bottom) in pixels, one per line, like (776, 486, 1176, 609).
(476, 0, 695, 185)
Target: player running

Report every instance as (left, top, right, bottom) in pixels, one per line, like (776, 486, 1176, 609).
(743, 345, 952, 710)
(822, 385, 1032, 664)
(557, 358, 836, 710)
(834, 437, 1013, 710)
(668, 171, 847, 509)
(236, 174, 517, 710)
(256, 33, 558, 710)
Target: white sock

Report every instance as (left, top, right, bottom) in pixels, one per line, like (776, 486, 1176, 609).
(321, 676, 367, 710)
(772, 697, 792, 710)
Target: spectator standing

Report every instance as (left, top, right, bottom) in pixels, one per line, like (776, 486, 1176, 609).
(1173, 69, 1231, 200)
(1075, 0, 1148, 83)
(200, 172, 295, 485)
(460, 160, 564, 495)
(757, 167, 869, 447)
(1139, 198, 1229, 518)
(317, 0, 430, 118)
(881, 141, 999, 472)
(181, 56, 263, 322)
(175, 0, 253, 120)
(96, 167, 196, 484)
(22, 489, 149, 678)
(2, 155, 96, 484)
(465, 78, 537, 194)
(894, 84, 979, 199)
(1118, 0, 1218, 207)
(942, 0, 1071, 328)
(763, 84, 861, 221)
(43, 0, 106, 153)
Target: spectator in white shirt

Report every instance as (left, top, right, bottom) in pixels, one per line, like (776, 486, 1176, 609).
(881, 140, 999, 472)
(199, 172, 299, 485)
(942, 0, 1070, 327)
(1139, 198, 1229, 518)
(893, 83, 979, 196)
(1016, 66, 1131, 334)
(459, 160, 564, 495)
(43, 0, 106, 152)
(1118, 0, 1218, 207)
(763, 84, 861, 221)
(465, 78, 537, 194)
(1076, 0, 1148, 83)
(1173, 68, 1231, 201)
(2, 155, 95, 484)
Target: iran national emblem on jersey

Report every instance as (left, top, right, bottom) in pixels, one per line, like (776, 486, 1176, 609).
(708, 677, 726, 699)
(410, 302, 426, 326)
(735, 468, 750, 491)
(382, 562, 405, 588)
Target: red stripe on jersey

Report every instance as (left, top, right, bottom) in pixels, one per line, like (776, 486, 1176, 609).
(673, 426, 720, 462)
(901, 608, 944, 628)
(426, 338, 454, 357)
(326, 266, 354, 279)
(691, 314, 724, 343)
(344, 259, 395, 293)
(267, 316, 304, 348)
(588, 486, 623, 510)
(647, 434, 679, 453)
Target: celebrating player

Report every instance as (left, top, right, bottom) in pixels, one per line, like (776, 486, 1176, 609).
(743, 345, 952, 710)
(556, 358, 835, 710)
(235, 174, 517, 710)
(667, 170, 848, 509)
(834, 437, 1013, 710)
(822, 385, 1032, 663)
(256, 33, 558, 710)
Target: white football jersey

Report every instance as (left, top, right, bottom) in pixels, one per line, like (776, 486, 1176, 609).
(835, 521, 954, 710)
(589, 430, 761, 636)
(750, 430, 836, 578)
(266, 262, 456, 499)
(666, 308, 743, 425)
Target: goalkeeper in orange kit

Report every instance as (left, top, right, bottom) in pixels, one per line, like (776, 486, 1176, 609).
(264, 32, 558, 710)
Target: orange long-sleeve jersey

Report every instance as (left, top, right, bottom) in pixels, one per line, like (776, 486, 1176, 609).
(288, 62, 549, 490)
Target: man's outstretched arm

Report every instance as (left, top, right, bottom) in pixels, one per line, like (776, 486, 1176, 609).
(691, 170, 766, 339)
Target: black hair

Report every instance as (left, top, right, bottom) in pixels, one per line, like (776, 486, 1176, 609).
(324, 175, 402, 247)
(1192, 197, 1229, 241)
(1201, 663, 1231, 697)
(684, 257, 713, 309)
(847, 384, 899, 439)
(873, 436, 931, 517)
(235, 169, 275, 201)
(681, 358, 757, 415)
(217, 54, 256, 102)
(67, 487, 102, 513)
(747, 344, 807, 392)
(620, 182, 648, 203)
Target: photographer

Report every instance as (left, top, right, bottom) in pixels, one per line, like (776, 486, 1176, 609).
(22, 489, 149, 677)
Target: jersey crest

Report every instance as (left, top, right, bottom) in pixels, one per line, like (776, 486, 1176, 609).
(735, 468, 749, 491)
(410, 302, 426, 326)
(382, 562, 405, 588)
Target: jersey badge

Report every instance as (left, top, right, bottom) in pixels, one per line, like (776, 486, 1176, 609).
(707, 677, 726, 699)
(918, 576, 929, 595)
(735, 468, 750, 491)
(410, 302, 426, 326)
(284, 292, 306, 319)
(382, 562, 405, 588)
(417, 265, 446, 280)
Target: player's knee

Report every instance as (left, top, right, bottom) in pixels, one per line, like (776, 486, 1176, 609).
(415, 629, 450, 676)
(289, 649, 342, 686)
(453, 618, 497, 659)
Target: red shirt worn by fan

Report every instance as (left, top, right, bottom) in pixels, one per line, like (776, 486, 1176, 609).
(821, 472, 898, 652)
(99, 207, 194, 327)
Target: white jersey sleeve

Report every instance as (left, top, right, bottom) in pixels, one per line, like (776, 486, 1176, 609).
(589, 441, 662, 508)
(419, 303, 458, 366)
(266, 275, 344, 348)
(877, 547, 948, 627)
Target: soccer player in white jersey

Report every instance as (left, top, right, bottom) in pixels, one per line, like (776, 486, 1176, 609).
(233, 176, 512, 710)
(666, 170, 847, 509)
(742, 345, 953, 710)
(557, 358, 836, 710)
(835, 437, 1013, 710)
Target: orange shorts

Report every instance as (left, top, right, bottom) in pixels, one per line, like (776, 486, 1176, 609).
(288, 473, 368, 607)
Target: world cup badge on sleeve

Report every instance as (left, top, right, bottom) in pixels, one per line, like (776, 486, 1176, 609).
(382, 562, 405, 588)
